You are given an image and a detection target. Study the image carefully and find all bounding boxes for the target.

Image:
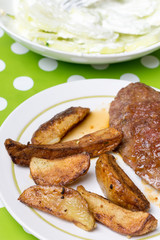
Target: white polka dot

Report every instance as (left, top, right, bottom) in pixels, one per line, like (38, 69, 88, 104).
(67, 75, 85, 82)
(91, 64, 109, 70)
(38, 58, 58, 71)
(0, 28, 4, 38)
(120, 73, 140, 83)
(13, 76, 34, 91)
(141, 55, 160, 69)
(11, 42, 29, 55)
(0, 59, 6, 72)
(0, 97, 7, 111)
(0, 198, 4, 208)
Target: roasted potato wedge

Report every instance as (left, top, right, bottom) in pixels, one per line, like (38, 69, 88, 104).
(77, 185, 157, 236)
(96, 153, 150, 211)
(18, 185, 96, 231)
(30, 152, 90, 186)
(5, 127, 122, 166)
(31, 106, 90, 145)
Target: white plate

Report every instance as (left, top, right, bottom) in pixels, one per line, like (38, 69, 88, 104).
(0, 79, 160, 240)
(0, 0, 160, 64)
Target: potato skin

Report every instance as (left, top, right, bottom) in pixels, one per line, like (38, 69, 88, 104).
(77, 185, 157, 236)
(30, 152, 90, 186)
(96, 153, 150, 211)
(18, 185, 96, 231)
(31, 106, 90, 145)
(5, 127, 122, 166)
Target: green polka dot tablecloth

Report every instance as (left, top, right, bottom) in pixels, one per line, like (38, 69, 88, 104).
(0, 27, 160, 240)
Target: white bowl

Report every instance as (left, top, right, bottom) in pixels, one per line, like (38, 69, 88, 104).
(0, 0, 160, 64)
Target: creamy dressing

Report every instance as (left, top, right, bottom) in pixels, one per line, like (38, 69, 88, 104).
(13, 0, 160, 54)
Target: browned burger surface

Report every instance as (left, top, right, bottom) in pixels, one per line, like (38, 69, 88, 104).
(109, 82, 160, 190)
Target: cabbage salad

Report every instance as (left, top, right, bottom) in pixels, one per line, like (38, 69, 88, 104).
(13, 0, 160, 54)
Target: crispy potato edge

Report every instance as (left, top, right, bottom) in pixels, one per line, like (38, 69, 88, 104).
(18, 185, 96, 231)
(5, 127, 122, 167)
(31, 106, 90, 145)
(96, 153, 150, 211)
(77, 185, 157, 237)
(30, 152, 90, 186)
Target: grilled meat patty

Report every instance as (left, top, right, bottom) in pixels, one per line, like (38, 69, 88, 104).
(109, 82, 160, 190)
